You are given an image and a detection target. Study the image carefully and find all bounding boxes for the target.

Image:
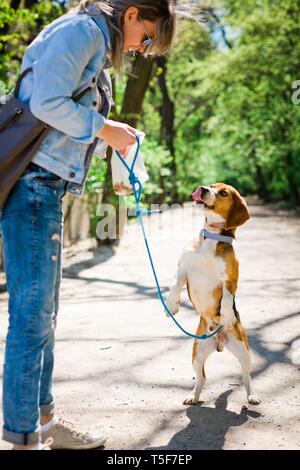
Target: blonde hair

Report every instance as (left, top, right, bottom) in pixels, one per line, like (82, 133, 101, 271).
(68, 0, 177, 72)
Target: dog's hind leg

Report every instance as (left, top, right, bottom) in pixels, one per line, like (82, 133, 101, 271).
(183, 318, 215, 405)
(226, 326, 261, 405)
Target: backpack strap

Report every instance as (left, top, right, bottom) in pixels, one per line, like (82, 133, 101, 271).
(12, 66, 92, 101)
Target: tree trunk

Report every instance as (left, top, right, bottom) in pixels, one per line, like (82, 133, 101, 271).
(286, 151, 300, 207)
(156, 56, 176, 202)
(10, 0, 22, 9)
(255, 164, 270, 203)
(120, 55, 154, 127)
(100, 56, 154, 246)
(24, 0, 39, 8)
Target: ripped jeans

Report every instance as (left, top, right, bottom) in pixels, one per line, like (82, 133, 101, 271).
(0, 162, 68, 445)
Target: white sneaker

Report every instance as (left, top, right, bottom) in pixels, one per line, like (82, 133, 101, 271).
(41, 418, 106, 450)
(41, 437, 54, 450)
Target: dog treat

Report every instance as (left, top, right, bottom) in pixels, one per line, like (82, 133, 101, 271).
(113, 182, 132, 196)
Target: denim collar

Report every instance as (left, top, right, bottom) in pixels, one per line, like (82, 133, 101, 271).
(85, 4, 112, 51)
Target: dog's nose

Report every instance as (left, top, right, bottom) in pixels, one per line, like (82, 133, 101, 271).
(201, 186, 209, 194)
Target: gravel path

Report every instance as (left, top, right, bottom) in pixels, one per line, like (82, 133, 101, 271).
(0, 202, 299, 450)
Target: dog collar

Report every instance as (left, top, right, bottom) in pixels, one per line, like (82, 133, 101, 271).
(200, 229, 234, 244)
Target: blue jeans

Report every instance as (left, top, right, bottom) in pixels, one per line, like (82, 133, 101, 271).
(0, 162, 68, 445)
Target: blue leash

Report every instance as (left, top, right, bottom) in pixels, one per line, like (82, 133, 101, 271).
(115, 135, 223, 340)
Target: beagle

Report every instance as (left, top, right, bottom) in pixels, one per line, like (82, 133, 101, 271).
(166, 183, 261, 406)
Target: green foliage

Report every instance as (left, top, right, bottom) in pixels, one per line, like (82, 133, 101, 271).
(85, 156, 107, 197)
(198, 0, 300, 205)
(0, 0, 64, 89)
(142, 138, 173, 204)
(85, 156, 108, 237)
(1, 0, 299, 237)
(139, 0, 300, 206)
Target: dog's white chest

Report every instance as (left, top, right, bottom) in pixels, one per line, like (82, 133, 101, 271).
(184, 239, 227, 313)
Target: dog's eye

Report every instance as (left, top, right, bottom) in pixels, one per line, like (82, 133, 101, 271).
(219, 190, 227, 197)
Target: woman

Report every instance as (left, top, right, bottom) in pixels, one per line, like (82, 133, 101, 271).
(0, 0, 177, 450)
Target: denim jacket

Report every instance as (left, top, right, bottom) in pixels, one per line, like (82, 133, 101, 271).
(18, 6, 113, 197)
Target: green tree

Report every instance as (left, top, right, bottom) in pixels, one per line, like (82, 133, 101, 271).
(175, 0, 300, 206)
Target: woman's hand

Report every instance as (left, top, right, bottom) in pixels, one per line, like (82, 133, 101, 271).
(97, 119, 139, 155)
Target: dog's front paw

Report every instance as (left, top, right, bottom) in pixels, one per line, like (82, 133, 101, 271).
(219, 313, 236, 330)
(183, 394, 199, 406)
(165, 297, 180, 317)
(248, 394, 262, 405)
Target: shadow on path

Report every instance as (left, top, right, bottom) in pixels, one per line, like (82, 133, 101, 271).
(146, 390, 261, 450)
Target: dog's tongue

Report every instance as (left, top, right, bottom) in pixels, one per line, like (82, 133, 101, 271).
(192, 187, 203, 202)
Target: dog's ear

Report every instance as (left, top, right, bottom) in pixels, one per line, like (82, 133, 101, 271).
(225, 192, 250, 230)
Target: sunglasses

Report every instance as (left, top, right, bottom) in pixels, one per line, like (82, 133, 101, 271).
(138, 15, 155, 47)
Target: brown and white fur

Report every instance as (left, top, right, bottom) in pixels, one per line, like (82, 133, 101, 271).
(165, 183, 261, 406)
